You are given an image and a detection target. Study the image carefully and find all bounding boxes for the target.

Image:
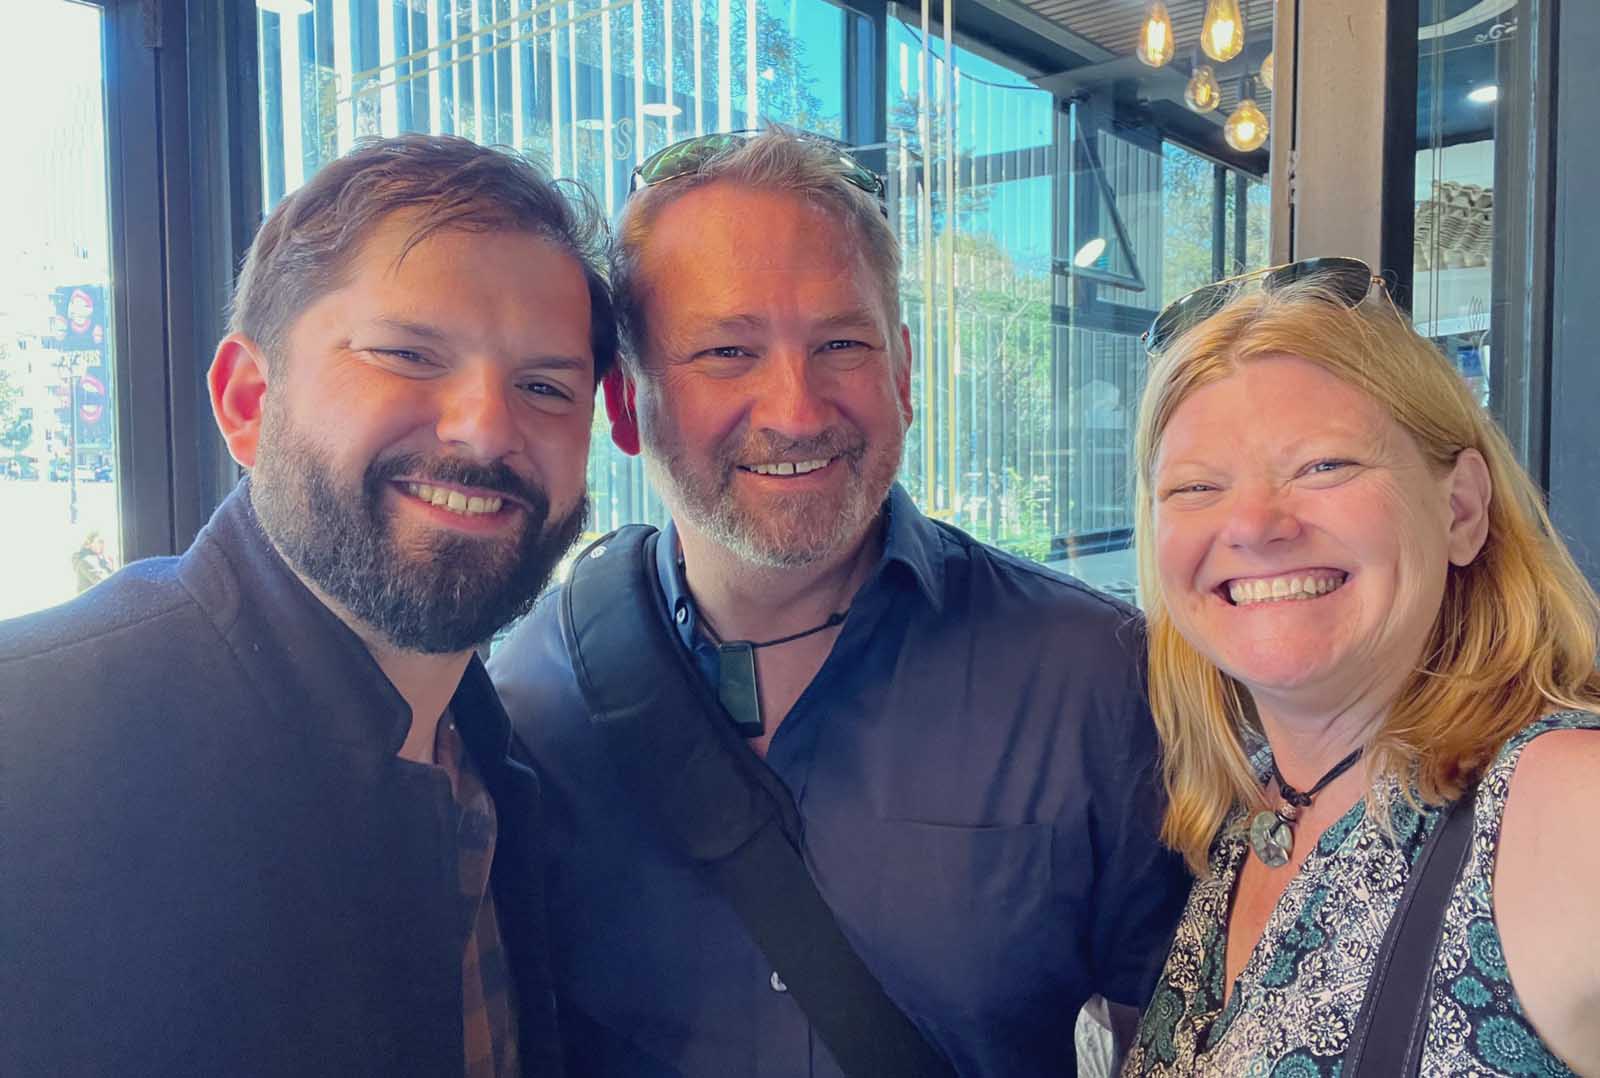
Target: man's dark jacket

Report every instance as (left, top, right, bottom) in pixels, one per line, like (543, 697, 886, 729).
(0, 483, 562, 1077)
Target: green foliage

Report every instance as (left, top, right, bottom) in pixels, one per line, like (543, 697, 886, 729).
(1161, 144, 1271, 303)
(0, 362, 31, 455)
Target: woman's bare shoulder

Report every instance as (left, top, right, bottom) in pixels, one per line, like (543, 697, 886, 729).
(1493, 724, 1600, 1074)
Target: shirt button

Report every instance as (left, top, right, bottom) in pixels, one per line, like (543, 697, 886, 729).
(770, 971, 788, 993)
(675, 602, 689, 625)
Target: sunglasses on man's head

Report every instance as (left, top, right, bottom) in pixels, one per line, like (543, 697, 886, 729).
(629, 129, 887, 200)
(1141, 256, 1385, 354)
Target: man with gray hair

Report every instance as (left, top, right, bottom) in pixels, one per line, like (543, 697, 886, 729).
(3, 134, 610, 1076)
(490, 129, 1188, 1076)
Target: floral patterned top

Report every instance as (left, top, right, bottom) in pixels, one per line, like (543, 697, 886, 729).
(1123, 710, 1597, 1077)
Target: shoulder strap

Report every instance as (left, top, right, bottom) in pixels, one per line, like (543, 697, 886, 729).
(560, 527, 957, 1078)
(1343, 785, 1479, 1077)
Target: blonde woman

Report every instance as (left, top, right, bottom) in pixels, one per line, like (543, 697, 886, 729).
(1121, 260, 1600, 1076)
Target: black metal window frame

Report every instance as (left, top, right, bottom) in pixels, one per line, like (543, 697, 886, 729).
(1053, 99, 1269, 339)
(101, 0, 258, 561)
(1545, 0, 1600, 582)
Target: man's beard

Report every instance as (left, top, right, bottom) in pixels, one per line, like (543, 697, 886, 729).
(251, 418, 588, 655)
(644, 420, 904, 569)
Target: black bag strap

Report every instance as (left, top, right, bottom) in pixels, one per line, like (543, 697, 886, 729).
(560, 526, 958, 1078)
(1343, 785, 1479, 1076)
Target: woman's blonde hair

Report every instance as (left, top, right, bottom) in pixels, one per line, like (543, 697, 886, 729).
(1133, 281, 1600, 873)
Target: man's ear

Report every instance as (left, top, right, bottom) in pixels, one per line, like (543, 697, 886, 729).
(603, 367, 641, 457)
(1446, 448, 1493, 567)
(208, 333, 272, 468)
(896, 324, 914, 426)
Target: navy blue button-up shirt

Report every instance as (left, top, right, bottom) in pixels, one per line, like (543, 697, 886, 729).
(489, 485, 1189, 1077)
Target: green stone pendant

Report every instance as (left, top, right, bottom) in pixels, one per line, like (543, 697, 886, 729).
(1249, 810, 1295, 868)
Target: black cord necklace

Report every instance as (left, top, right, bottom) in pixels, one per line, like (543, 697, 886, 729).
(1248, 746, 1365, 868)
(699, 611, 848, 649)
(699, 610, 849, 738)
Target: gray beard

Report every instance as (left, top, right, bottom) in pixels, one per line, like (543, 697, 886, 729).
(645, 424, 903, 569)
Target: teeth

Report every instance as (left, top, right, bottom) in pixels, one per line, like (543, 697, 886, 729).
(747, 458, 831, 477)
(403, 482, 504, 517)
(1227, 573, 1347, 607)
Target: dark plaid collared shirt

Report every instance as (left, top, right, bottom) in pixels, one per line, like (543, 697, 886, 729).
(435, 714, 519, 1078)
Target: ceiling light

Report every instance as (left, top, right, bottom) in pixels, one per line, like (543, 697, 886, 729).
(1224, 77, 1269, 152)
(1468, 84, 1499, 104)
(1201, 0, 1245, 63)
(641, 103, 684, 118)
(1185, 64, 1222, 114)
(1136, 2, 1176, 68)
(256, 0, 314, 15)
(1073, 238, 1108, 267)
(1259, 51, 1274, 93)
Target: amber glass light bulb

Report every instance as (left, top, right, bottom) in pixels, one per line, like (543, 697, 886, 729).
(1185, 64, 1222, 113)
(1259, 50, 1275, 93)
(1201, 0, 1246, 63)
(1137, 1, 1176, 67)
(1224, 90, 1269, 152)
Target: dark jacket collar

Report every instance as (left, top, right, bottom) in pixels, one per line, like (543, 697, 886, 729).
(176, 479, 508, 757)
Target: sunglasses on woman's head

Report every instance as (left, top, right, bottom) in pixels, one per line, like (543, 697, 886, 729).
(1141, 256, 1385, 354)
(629, 129, 887, 201)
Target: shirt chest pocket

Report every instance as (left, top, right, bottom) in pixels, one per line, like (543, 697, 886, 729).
(865, 819, 1060, 1018)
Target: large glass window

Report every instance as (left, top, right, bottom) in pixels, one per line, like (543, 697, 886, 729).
(259, 0, 857, 536)
(257, 0, 1272, 588)
(259, 0, 851, 211)
(0, 1, 119, 620)
(885, 14, 1271, 595)
(1414, 0, 1539, 433)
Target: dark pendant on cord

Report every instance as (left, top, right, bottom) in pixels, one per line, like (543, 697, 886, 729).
(703, 611, 847, 739)
(1248, 746, 1365, 868)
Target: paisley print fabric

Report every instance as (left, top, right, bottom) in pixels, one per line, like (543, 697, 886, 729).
(1123, 710, 1597, 1077)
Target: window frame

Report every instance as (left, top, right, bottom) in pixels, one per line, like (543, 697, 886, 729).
(101, 0, 256, 561)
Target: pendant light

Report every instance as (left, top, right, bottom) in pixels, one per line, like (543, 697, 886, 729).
(1185, 61, 1222, 113)
(1136, 1, 1176, 68)
(1201, 0, 1246, 63)
(1259, 50, 1275, 93)
(1224, 76, 1269, 152)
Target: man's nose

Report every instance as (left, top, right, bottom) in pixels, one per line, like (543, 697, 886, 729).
(749, 350, 831, 438)
(433, 368, 522, 463)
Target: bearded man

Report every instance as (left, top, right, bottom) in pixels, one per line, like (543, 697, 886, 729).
(488, 129, 1190, 1077)
(1, 134, 610, 1078)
